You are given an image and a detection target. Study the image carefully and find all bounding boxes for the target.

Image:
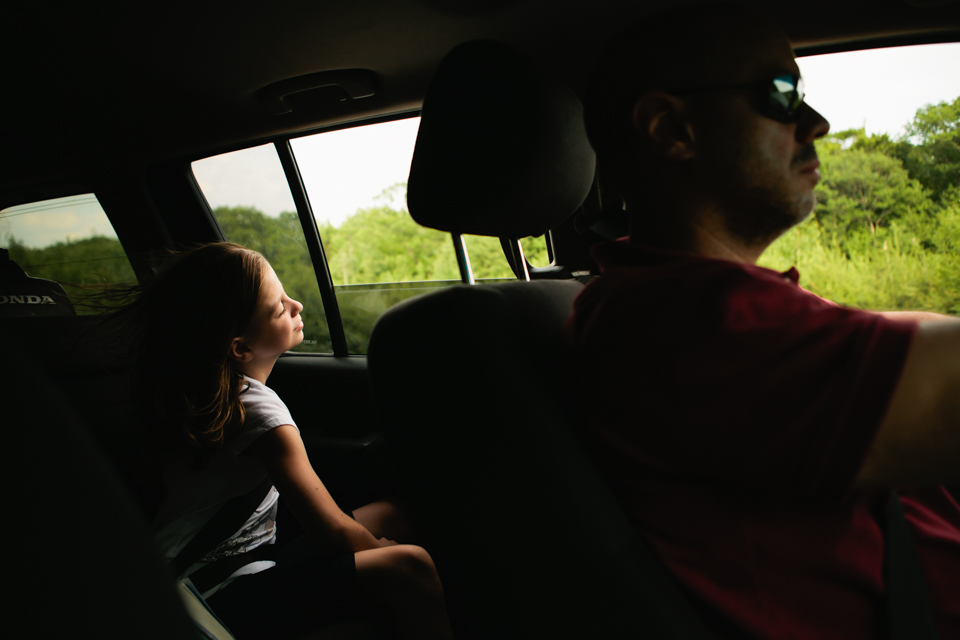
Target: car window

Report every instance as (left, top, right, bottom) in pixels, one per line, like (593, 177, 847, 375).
(192, 144, 334, 353)
(519, 235, 551, 268)
(758, 43, 960, 315)
(464, 234, 552, 274)
(291, 117, 543, 353)
(0, 193, 136, 314)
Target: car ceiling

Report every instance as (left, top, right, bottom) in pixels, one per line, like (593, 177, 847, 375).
(3, 0, 960, 193)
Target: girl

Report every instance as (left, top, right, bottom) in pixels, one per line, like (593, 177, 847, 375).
(115, 242, 453, 640)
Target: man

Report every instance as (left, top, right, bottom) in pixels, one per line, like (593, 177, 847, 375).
(566, 4, 960, 639)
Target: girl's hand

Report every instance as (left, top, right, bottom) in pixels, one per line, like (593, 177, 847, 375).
(378, 537, 399, 547)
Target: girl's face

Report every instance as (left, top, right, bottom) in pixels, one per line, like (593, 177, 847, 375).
(243, 265, 304, 360)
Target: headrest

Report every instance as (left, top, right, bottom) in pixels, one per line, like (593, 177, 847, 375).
(407, 40, 596, 238)
(0, 252, 75, 317)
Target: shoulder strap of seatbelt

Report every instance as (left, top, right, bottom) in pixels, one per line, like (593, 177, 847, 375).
(885, 490, 939, 640)
(170, 475, 274, 579)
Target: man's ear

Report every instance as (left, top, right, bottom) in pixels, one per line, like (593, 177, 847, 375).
(630, 92, 696, 161)
(228, 337, 253, 363)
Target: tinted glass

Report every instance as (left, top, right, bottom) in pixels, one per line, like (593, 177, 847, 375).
(192, 144, 333, 353)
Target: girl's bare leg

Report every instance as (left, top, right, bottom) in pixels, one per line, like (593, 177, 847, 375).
(354, 545, 453, 640)
(352, 499, 417, 542)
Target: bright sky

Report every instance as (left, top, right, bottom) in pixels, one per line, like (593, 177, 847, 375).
(797, 42, 960, 139)
(291, 119, 421, 225)
(0, 194, 117, 248)
(4, 43, 960, 250)
(191, 119, 422, 225)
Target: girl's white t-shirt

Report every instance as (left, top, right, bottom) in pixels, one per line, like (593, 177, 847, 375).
(152, 375, 298, 596)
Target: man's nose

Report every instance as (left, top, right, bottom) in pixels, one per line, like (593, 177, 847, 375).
(796, 102, 830, 143)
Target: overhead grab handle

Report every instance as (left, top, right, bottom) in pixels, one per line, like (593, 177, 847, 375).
(257, 69, 378, 115)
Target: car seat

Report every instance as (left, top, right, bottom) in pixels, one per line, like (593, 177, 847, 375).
(367, 40, 712, 639)
(0, 247, 75, 317)
(4, 337, 196, 639)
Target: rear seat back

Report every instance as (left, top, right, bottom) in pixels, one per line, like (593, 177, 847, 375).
(5, 338, 195, 639)
(1, 314, 162, 518)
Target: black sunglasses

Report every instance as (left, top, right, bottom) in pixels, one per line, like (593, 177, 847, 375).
(676, 74, 806, 124)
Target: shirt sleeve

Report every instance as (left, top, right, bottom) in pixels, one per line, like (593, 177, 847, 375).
(231, 379, 299, 453)
(569, 260, 916, 499)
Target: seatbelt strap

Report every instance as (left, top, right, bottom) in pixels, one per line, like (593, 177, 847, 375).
(170, 475, 274, 579)
(884, 490, 939, 640)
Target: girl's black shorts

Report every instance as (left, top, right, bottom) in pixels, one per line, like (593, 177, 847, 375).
(205, 535, 364, 639)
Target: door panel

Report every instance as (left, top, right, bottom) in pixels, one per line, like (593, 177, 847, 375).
(269, 354, 393, 514)
(269, 354, 379, 440)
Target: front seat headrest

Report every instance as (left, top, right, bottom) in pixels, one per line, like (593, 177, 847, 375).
(407, 40, 596, 238)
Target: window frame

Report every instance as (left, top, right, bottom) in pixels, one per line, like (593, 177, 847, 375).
(190, 111, 429, 358)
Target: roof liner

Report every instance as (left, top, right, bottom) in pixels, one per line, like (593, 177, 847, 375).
(2, 0, 959, 190)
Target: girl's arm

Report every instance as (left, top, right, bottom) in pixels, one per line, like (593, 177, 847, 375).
(247, 425, 385, 554)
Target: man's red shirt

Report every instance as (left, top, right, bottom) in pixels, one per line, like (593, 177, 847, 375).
(564, 240, 960, 639)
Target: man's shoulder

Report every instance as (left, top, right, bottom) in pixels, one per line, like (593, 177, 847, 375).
(590, 240, 792, 286)
(566, 243, 873, 360)
(577, 242, 808, 317)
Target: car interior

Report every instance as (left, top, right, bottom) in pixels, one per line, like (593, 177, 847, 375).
(4, 1, 960, 638)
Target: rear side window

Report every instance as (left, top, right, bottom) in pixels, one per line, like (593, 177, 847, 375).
(0, 193, 136, 314)
(192, 144, 334, 353)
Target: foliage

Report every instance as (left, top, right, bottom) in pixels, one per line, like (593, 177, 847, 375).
(313, 185, 545, 351)
(902, 97, 960, 202)
(832, 97, 960, 204)
(320, 204, 459, 285)
(759, 209, 960, 314)
(812, 140, 929, 238)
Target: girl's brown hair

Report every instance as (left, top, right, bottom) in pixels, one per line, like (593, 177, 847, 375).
(109, 243, 267, 463)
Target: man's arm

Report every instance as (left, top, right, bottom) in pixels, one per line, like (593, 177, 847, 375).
(855, 320, 960, 488)
(879, 311, 958, 323)
(247, 425, 385, 554)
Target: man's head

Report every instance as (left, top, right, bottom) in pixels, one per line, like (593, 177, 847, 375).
(585, 3, 830, 251)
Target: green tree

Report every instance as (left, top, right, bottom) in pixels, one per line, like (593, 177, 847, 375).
(901, 97, 960, 203)
(813, 139, 929, 243)
(323, 205, 458, 285)
(8, 235, 135, 285)
(839, 98, 960, 204)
